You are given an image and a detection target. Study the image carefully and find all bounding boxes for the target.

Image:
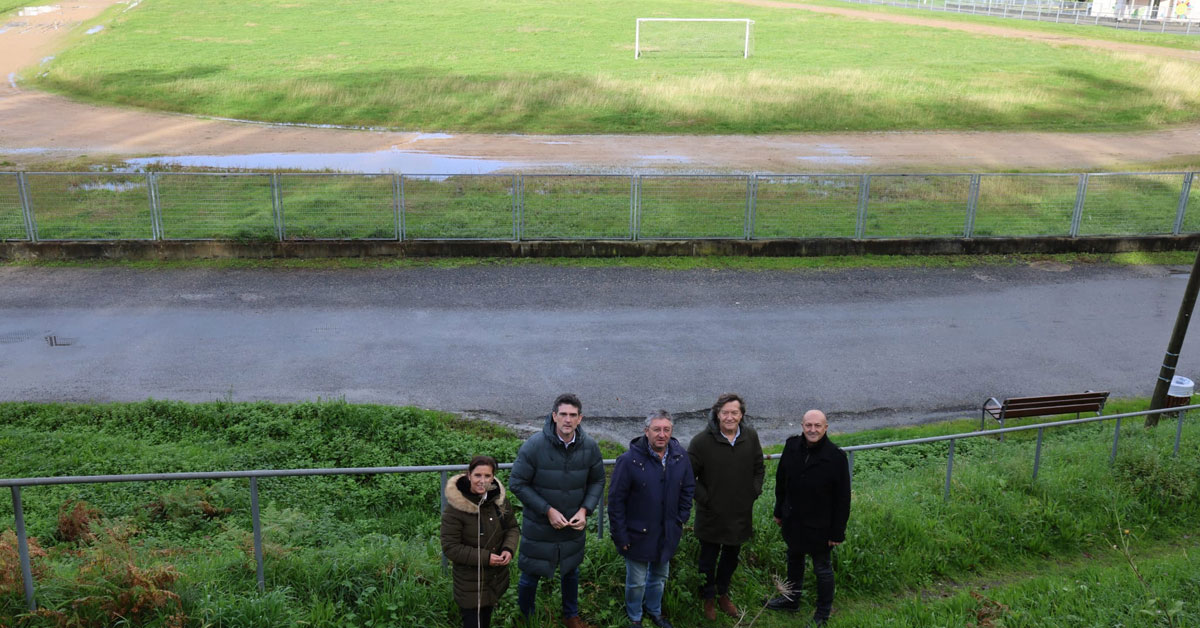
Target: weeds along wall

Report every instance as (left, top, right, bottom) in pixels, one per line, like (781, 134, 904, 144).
(1, 171, 1197, 243)
(1, 401, 1198, 626)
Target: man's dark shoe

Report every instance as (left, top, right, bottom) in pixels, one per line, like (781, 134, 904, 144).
(766, 595, 800, 612)
(717, 595, 739, 617)
(642, 611, 675, 628)
(628, 621, 643, 628)
(702, 598, 717, 621)
(810, 615, 829, 627)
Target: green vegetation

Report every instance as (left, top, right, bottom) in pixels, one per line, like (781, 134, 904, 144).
(4, 171, 1196, 240)
(1, 399, 1197, 626)
(27, 0, 1200, 134)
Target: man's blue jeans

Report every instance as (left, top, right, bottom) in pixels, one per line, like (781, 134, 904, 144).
(624, 558, 670, 622)
(518, 567, 580, 619)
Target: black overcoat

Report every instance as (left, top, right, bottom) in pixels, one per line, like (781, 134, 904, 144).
(772, 434, 851, 553)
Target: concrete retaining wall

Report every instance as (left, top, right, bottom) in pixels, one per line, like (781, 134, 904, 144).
(3, 236, 1200, 261)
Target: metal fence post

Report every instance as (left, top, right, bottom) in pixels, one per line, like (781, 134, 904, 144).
(1069, 173, 1088, 237)
(1173, 172, 1193, 235)
(856, 174, 870, 239)
(965, 174, 981, 237)
(512, 174, 520, 242)
(11, 486, 36, 611)
(17, 172, 37, 243)
(148, 172, 163, 240)
(516, 175, 525, 242)
(632, 175, 642, 241)
(943, 439, 955, 501)
(270, 173, 284, 241)
(745, 175, 756, 240)
(393, 174, 403, 241)
(1175, 410, 1185, 457)
(249, 477, 265, 593)
(1032, 427, 1045, 480)
(1110, 417, 1122, 465)
(847, 450, 855, 483)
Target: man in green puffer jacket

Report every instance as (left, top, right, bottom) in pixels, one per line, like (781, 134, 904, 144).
(510, 393, 605, 628)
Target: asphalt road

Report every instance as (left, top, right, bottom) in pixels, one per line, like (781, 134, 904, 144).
(1, 262, 1196, 444)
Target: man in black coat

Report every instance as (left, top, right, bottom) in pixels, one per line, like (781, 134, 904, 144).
(767, 409, 851, 626)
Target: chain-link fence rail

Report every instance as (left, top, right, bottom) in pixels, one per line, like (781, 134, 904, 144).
(1, 405, 1193, 611)
(1, 171, 1196, 243)
(839, 0, 1200, 34)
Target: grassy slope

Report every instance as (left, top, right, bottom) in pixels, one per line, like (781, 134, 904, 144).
(0, 399, 1197, 626)
(26, 0, 1200, 133)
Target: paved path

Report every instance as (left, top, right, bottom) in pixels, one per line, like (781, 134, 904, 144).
(1, 263, 1196, 442)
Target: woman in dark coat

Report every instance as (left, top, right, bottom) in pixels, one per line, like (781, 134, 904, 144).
(440, 455, 520, 628)
(687, 392, 765, 620)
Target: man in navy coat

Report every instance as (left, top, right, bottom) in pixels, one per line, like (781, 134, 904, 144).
(607, 410, 695, 628)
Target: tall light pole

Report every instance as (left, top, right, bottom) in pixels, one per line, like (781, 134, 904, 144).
(1147, 245, 1200, 427)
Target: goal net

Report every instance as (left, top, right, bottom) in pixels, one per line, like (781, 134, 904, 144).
(635, 18, 755, 59)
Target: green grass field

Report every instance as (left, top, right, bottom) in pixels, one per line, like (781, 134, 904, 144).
(27, 0, 1200, 134)
(1, 399, 1197, 627)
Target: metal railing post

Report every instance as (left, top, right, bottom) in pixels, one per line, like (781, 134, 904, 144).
(848, 450, 855, 483)
(943, 439, 955, 501)
(440, 470, 449, 572)
(393, 174, 403, 241)
(856, 174, 870, 239)
(1173, 172, 1193, 235)
(1110, 417, 1122, 465)
(1032, 427, 1045, 480)
(17, 172, 37, 242)
(270, 173, 284, 241)
(249, 477, 265, 592)
(12, 486, 36, 611)
(1070, 173, 1088, 237)
(1175, 410, 1185, 457)
(965, 174, 980, 237)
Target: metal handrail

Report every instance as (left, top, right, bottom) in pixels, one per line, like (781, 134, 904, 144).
(3, 404, 1193, 611)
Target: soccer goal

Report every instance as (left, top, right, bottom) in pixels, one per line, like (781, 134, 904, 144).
(634, 18, 755, 59)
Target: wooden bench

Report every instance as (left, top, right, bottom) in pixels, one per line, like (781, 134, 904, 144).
(981, 391, 1110, 432)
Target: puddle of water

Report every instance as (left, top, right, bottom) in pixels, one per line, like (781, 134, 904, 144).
(795, 144, 870, 166)
(123, 150, 522, 175)
(796, 155, 870, 166)
(638, 155, 692, 163)
(71, 181, 145, 192)
(541, 141, 575, 145)
(413, 132, 453, 140)
(40, 55, 54, 64)
(85, 25, 104, 34)
(7, 73, 17, 89)
(18, 6, 60, 17)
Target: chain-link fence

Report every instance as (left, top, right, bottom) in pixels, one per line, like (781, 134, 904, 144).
(2, 170, 1196, 242)
(840, 0, 1200, 34)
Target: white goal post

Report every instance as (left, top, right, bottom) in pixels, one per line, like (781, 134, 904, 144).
(635, 18, 755, 59)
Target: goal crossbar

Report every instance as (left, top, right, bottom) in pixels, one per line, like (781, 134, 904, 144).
(635, 18, 755, 59)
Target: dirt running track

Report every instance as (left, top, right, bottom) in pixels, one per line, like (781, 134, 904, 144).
(1, 0, 1199, 172)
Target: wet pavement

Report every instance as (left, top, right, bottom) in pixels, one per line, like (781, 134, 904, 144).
(1, 263, 1196, 445)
